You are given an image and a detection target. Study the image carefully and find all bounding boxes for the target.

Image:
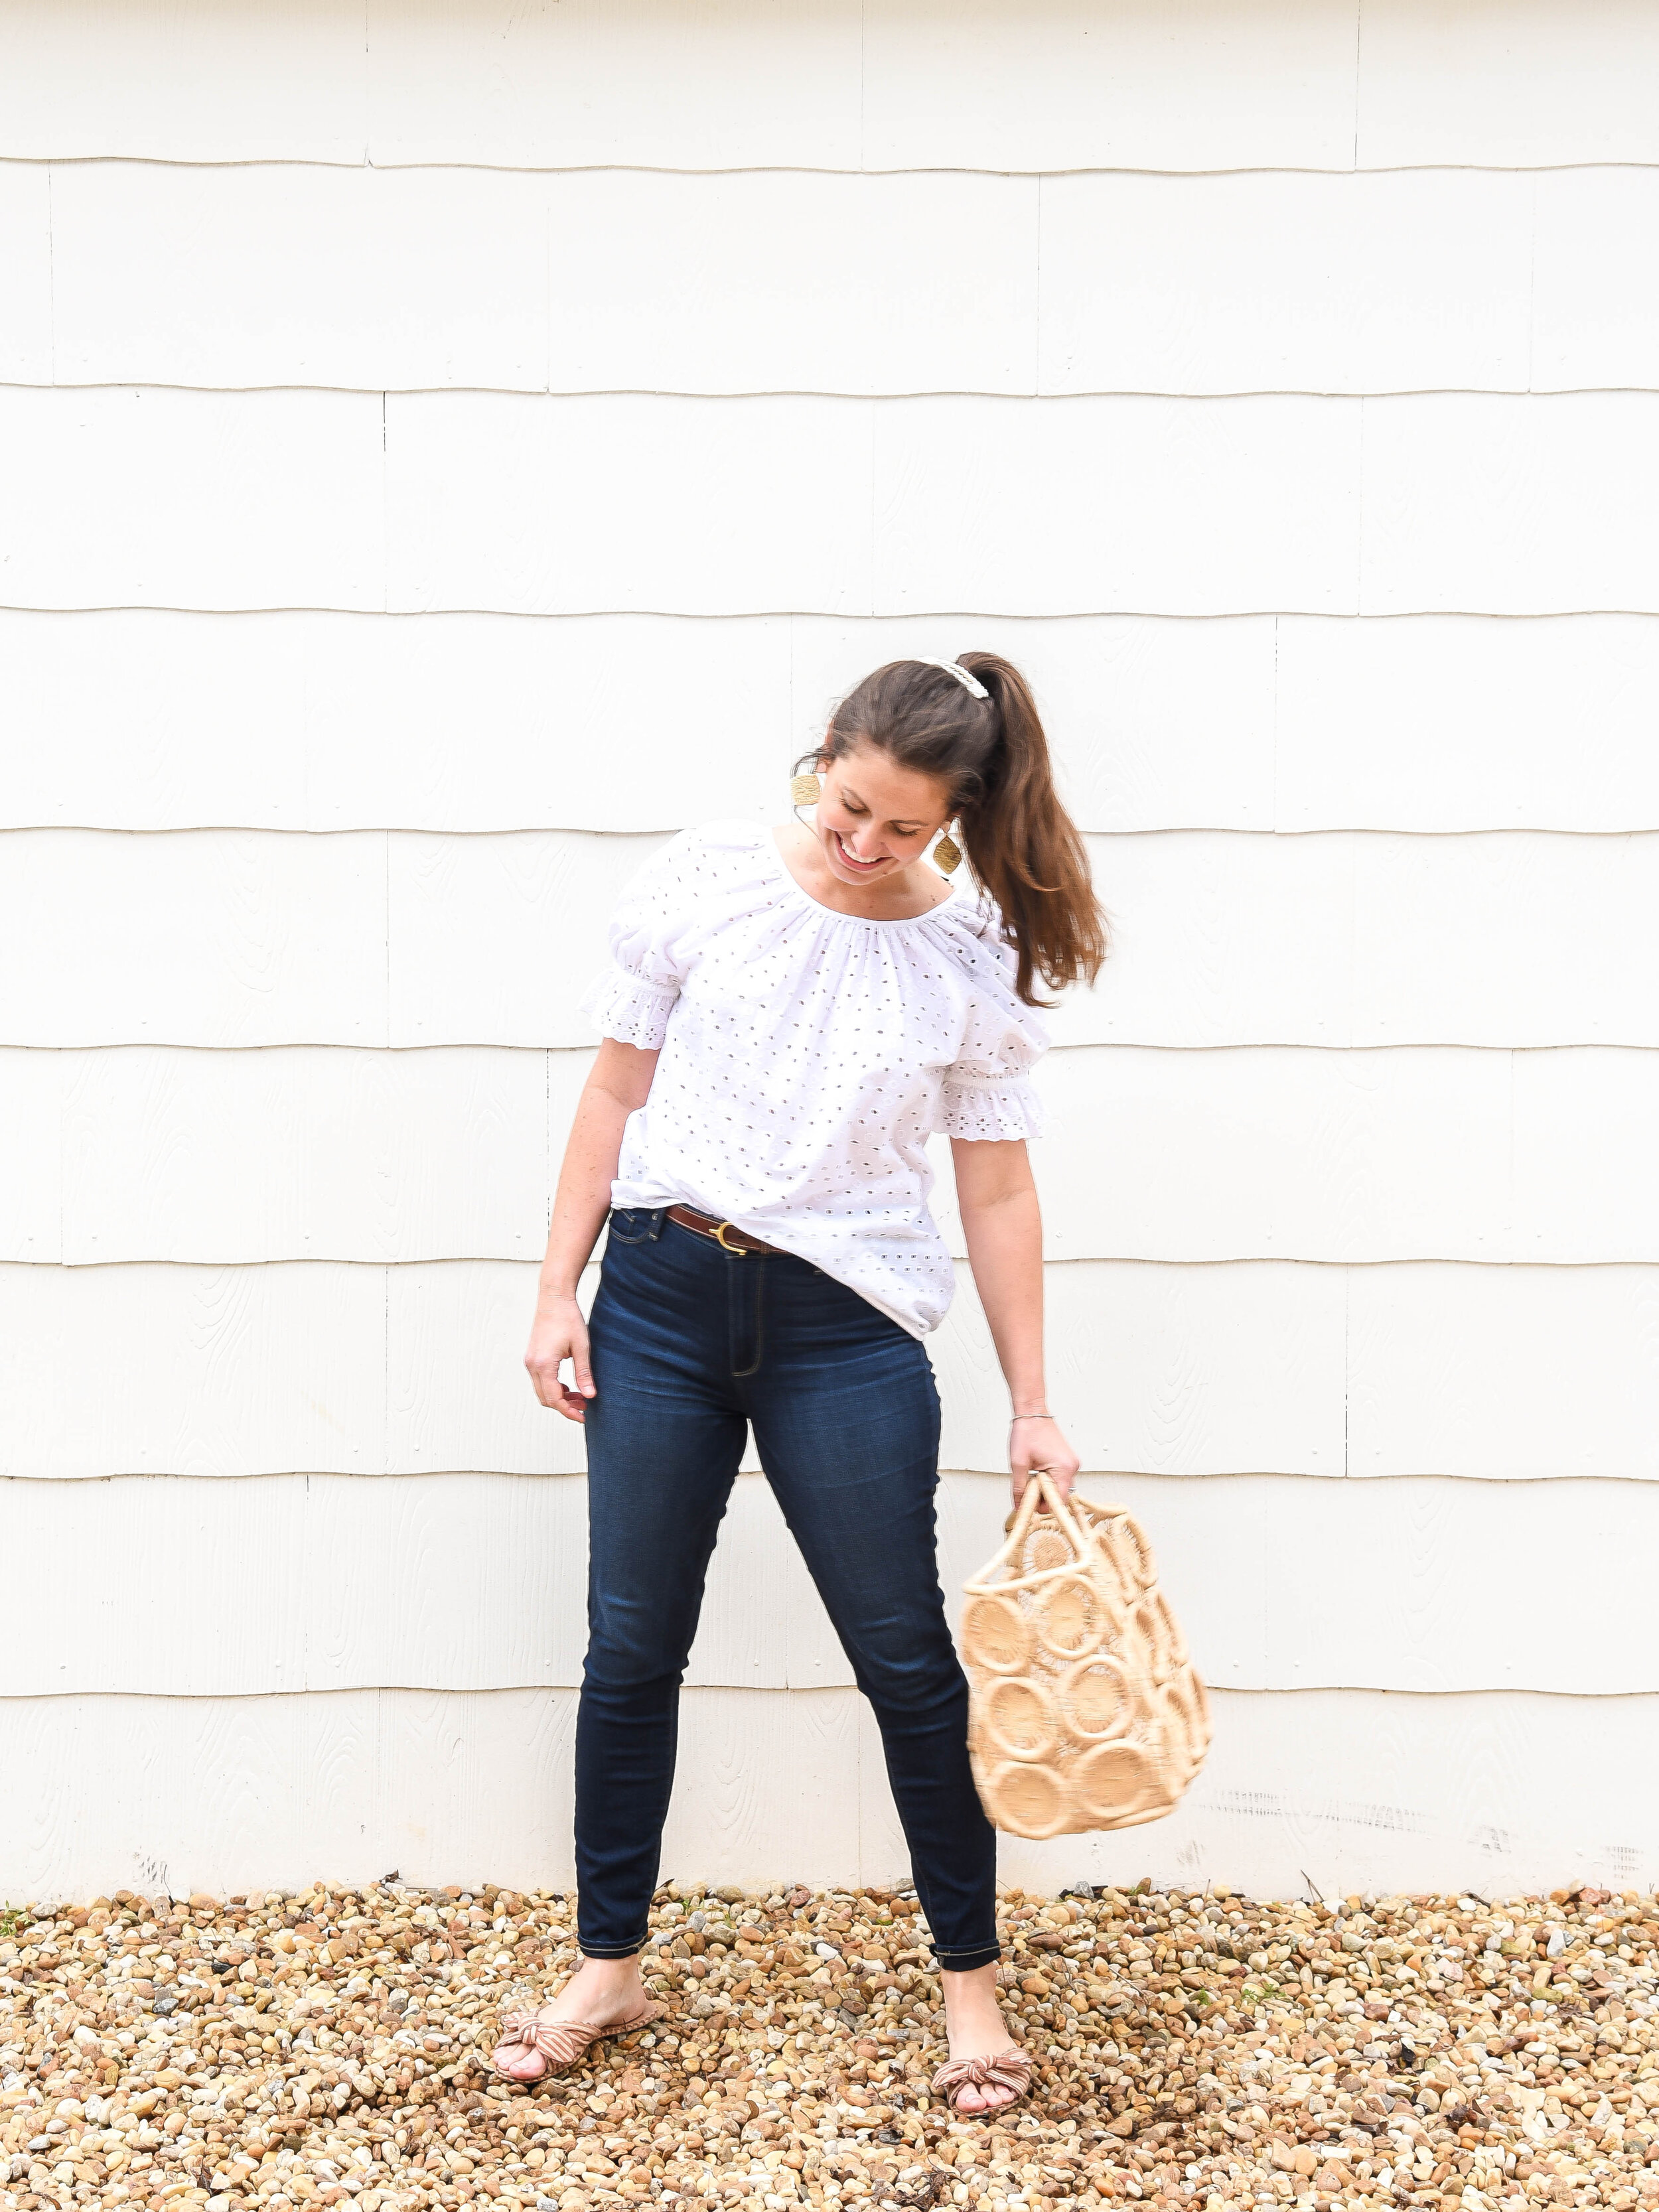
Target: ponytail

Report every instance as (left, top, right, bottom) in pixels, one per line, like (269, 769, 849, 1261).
(821, 652, 1108, 1006)
(953, 652, 1107, 1006)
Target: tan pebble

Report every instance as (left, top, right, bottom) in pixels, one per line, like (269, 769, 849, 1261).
(23, 1877, 1659, 2205)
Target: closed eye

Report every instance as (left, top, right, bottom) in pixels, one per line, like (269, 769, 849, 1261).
(842, 799, 925, 835)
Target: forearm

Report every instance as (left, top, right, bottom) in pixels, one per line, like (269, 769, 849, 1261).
(953, 1137, 1076, 1498)
(958, 1180, 1048, 1413)
(538, 1044, 657, 1302)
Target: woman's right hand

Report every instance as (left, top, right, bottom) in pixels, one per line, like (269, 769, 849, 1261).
(525, 1294, 596, 1422)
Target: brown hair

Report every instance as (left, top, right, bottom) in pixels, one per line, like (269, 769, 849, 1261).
(814, 652, 1107, 1006)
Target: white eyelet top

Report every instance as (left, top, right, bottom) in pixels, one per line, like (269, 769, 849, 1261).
(581, 819, 1048, 1338)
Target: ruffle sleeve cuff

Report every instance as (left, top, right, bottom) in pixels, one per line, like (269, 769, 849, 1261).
(579, 963, 680, 1051)
(936, 1071, 1046, 1142)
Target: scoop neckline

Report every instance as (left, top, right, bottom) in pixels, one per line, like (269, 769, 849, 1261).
(764, 825, 962, 929)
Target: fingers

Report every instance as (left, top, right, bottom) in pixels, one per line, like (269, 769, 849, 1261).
(1029, 1452, 1078, 1501)
(1009, 1417, 1080, 1509)
(570, 1337, 595, 1403)
(524, 1357, 563, 1411)
(526, 1353, 597, 1424)
(524, 1323, 596, 1422)
(528, 1367, 591, 1422)
(551, 1379, 589, 1424)
(558, 1321, 597, 1420)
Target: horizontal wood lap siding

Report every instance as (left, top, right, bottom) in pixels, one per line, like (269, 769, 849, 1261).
(10, 1, 1659, 171)
(15, 164, 1659, 397)
(8, 1040, 1659, 1265)
(5, 1259, 1659, 1484)
(9, 828, 1659, 1050)
(1, 1470, 1652, 1700)
(3, 0, 1657, 1894)
(1, 1687, 1653, 1904)
(12, 610, 1659, 835)
(14, 388, 1659, 614)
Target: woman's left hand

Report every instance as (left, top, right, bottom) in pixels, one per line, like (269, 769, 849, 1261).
(1009, 1415, 1080, 1509)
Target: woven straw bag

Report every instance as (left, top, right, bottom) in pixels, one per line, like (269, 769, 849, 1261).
(960, 1472, 1210, 1840)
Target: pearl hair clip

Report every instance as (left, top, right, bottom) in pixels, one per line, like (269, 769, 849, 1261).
(916, 657, 989, 701)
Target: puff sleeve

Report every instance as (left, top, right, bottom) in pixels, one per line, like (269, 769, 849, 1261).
(578, 831, 697, 1050)
(935, 928, 1050, 1142)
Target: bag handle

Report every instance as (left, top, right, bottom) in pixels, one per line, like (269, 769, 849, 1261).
(964, 1469, 1093, 1598)
(1004, 1468, 1088, 1547)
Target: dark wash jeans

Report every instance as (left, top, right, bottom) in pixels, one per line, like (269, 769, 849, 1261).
(575, 1208, 999, 1969)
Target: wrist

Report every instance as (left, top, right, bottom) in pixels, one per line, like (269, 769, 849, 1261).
(538, 1282, 582, 1307)
(1009, 1405, 1052, 1422)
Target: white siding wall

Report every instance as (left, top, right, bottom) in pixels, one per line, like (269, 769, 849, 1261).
(4, 0, 1657, 1903)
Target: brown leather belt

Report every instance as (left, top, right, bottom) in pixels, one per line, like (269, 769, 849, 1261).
(666, 1205, 781, 1257)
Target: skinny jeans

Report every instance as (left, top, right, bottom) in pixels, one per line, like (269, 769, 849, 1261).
(575, 1208, 999, 1970)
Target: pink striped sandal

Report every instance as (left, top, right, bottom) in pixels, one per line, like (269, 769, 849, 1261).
(491, 1998, 663, 2084)
(931, 2046, 1034, 2117)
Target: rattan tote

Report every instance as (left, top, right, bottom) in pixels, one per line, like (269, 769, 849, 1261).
(960, 1472, 1210, 1840)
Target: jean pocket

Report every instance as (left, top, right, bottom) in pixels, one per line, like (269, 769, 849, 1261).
(607, 1206, 662, 1245)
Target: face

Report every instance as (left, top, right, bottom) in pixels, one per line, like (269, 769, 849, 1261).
(814, 740, 952, 887)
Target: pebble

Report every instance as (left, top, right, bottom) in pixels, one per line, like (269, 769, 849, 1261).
(1, 1879, 1657, 2212)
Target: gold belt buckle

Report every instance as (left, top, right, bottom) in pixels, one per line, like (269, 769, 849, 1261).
(713, 1221, 748, 1257)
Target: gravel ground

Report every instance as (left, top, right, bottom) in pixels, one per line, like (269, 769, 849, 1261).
(3, 1878, 1658, 2212)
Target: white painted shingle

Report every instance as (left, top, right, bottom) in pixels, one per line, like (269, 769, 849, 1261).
(1039, 171, 1534, 397)
(1356, 0, 1659, 167)
(2, 1683, 1654, 1901)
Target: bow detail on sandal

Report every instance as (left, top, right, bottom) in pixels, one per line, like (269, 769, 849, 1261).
(491, 2000, 662, 2083)
(931, 2046, 1033, 2115)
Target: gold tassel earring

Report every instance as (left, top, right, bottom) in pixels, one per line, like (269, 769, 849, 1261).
(934, 827, 962, 874)
(790, 770, 822, 806)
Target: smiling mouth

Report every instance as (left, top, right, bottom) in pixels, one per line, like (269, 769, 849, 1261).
(831, 831, 887, 874)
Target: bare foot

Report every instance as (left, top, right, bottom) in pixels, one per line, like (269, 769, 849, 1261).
(491, 1955, 650, 2082)
(940, 1963, 1023, 2116)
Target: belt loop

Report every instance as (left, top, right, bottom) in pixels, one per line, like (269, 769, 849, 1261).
(647, 1209, 665, 1241)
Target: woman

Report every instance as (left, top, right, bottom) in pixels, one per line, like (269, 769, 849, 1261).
(492, 654, 1106, 2117)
